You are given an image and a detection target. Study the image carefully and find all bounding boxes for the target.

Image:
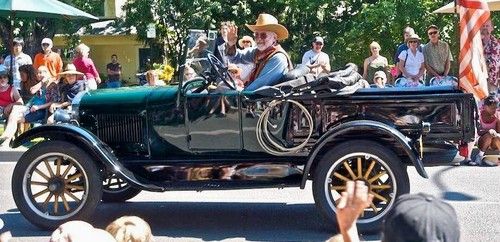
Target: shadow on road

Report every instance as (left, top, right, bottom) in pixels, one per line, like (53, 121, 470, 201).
(431, 166, 479, 202)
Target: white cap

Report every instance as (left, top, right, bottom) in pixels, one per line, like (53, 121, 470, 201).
(41, 38, 53, 46)
(313, 36, 324, 44)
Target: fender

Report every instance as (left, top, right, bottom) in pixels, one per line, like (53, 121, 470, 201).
(300, 120, 428, 188)
(12, 124, 164, 192)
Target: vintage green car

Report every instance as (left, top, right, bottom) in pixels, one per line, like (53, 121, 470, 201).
(10, 54, 476, 231)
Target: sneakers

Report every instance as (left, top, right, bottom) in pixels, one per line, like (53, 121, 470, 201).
(473, 154, 483, 166)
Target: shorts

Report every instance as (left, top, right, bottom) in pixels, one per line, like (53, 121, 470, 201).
(106, 81, 121, 88)
(24, 109, 46, 123)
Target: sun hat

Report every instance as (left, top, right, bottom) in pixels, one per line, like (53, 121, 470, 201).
(58, 64, 83, 77)
(382, 193, 460, 242)
(373, 71, 387, 81)
(245, 13, 289, 40)
(238, 35, 255, 48)
(406, 33, 421, 43)
(313, 36, 324, 44)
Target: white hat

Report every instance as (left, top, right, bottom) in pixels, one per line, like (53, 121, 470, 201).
(41, 38, 53, 46)
(374, 71, 387, 81)
(313, 36, 324, 44)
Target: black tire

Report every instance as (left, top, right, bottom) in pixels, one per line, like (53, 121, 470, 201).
(12, 141, 102, 230)
(102, 174, 141, 203)
(312, 140, 410, 232)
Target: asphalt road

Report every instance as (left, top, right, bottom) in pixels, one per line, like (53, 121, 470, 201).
(0, 154, 499, 242)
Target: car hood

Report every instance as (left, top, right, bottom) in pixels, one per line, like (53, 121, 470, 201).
(79, 85, 178, 110)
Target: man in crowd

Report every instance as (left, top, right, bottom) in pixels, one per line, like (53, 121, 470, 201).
(301, 36, 331, 75)
(106, 54, 122, 88)
(3, 37, 32, 91)
(423, 25, 453, 82)
(33, 38, 63, 80)
(481, 20, 500, 93)
(225, 13, 293, 91)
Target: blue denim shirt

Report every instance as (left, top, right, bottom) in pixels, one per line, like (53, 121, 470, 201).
(229, 47, 289, 91)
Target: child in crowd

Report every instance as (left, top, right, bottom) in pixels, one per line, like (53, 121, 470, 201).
(470, 95, 500, 166)
(227, 63, 245, 90)
(47, 64, 85, 124)
(106, 216, 154, 242)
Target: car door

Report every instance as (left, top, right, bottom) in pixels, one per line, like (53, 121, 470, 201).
(185, 89, 242, 151)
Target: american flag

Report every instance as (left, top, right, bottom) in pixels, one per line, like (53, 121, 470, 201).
(458, 0, 490, 100)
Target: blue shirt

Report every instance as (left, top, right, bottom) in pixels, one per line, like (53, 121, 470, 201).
(229, 47, 289, 91)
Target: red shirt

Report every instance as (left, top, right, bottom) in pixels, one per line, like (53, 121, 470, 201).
(73, 57, 99, 80)
(0, 86, 14, 107)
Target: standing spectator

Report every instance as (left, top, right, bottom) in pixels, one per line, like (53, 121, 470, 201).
(362, 41, 388, 83)
(106, 54, 122, 88)
(73, 43, 101, 90)
(237, 35, 256, 82)
(3, 37, 33, 91)
(481, 20, 500, 93)
(214, 21, 231, 64)
(423, 25, 453, 83)
(33, 38, 63, 80)
(301, 36, 331, 75)
(0, 67, 23, 120)
(397, 34, 425, 87)
(18, 64, 38, 103)
(392, 27, 415, 78)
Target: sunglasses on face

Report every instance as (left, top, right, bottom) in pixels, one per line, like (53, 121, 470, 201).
(408, 40, 418, 44)
(428, 31, 438, 35)
(254, 32, 268, 40)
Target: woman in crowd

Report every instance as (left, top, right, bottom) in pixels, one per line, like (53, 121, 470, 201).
(144, 70, 165, 86)
(237, 35, 256, 82)
(0, 68, 23, 122)
(73, 43, 100, 90)
(396, 34, 425, 87)
(0, 66, 54, 148)
(18, 64, 39, 103)
(362, 41, 388, 84)
(470, 95, 500, 166)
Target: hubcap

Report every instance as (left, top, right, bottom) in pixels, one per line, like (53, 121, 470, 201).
(326, 153, 396, 224)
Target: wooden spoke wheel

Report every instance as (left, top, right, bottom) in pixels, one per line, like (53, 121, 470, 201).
(12, 141, 101, 230)
(313, 140, 410, 232)
(102, 174, 141, 203)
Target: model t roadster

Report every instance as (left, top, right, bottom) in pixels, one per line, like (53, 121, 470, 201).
(9, 53, 476, 232)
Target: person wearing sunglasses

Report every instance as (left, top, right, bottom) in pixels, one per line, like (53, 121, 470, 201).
(225, 13, 293, 91)
(423, 25, 454, 86)
(301, 36, 331, 75)
(396, 34, 425, 87)
(237, 35, 256, 82)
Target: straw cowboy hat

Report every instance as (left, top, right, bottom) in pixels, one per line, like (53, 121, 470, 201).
(238, 35, 256, 48)
(406, 33, 421, 43)
(245, 13, 289, 40)
(59, 64, 83, 77)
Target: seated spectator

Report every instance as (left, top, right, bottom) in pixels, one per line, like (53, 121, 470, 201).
(0, 67, 23, 120)
(183, 65, 198, 81)
(225, 13, 293, 91)
(469, 95, 500, 166)
(47, 64, 86, 124)
(362, 41, 388, 84)
(18, 64, 38, 103)
(227, 64, 245, 90)
(372, 71, 388, 88)
(0, 66, 54, 148)
(143, 70, 165, 86)
(335, 181, 460, 242)
(237, 35, 256, 82)
(423, 25, 454, 85)
(106, 216, 154, 242)
(396, 34, 425, 87)
(50, 220, 115, 242)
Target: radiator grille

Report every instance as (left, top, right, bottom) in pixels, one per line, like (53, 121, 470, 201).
(96, 114, 144, 143)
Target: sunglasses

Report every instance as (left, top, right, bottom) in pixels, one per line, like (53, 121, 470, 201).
(428, 31, 438, 35)
(408, 40, 418, 43)
(254, 32, 268, 40)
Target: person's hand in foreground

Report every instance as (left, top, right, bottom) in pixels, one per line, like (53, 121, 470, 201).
(336, 180, 374, 242)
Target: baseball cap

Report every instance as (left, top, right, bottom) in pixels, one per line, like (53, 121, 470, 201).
(382, 193, 460, 242)
(374, 71, 387, 81)
(41, 38, 53, 46)
(313, 36, 324, 44)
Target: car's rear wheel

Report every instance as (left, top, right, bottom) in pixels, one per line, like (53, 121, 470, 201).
(102, 174, 141, 202)
(312, 140, 410, 232)
(12, 141, 102, 230)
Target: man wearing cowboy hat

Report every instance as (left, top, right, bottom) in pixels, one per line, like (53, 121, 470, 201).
(225, 13, 293, 91)
(397, 33, 425, 86)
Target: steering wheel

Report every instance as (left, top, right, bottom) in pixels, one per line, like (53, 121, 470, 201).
(206, 53, 237, 90)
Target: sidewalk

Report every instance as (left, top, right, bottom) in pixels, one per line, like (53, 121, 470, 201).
(0, 146, 27, 162)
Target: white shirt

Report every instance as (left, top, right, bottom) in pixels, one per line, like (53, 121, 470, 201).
(398, 49, 424, 77)
(4, 53, 33, 90)
(301, 50, 330, 75)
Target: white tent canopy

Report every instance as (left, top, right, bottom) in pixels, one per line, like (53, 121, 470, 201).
(433, 0, 500, 13)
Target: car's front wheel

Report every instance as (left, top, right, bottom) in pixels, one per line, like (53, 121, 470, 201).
(312, 140, 410, 232)
(12, 141, 102, 230)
